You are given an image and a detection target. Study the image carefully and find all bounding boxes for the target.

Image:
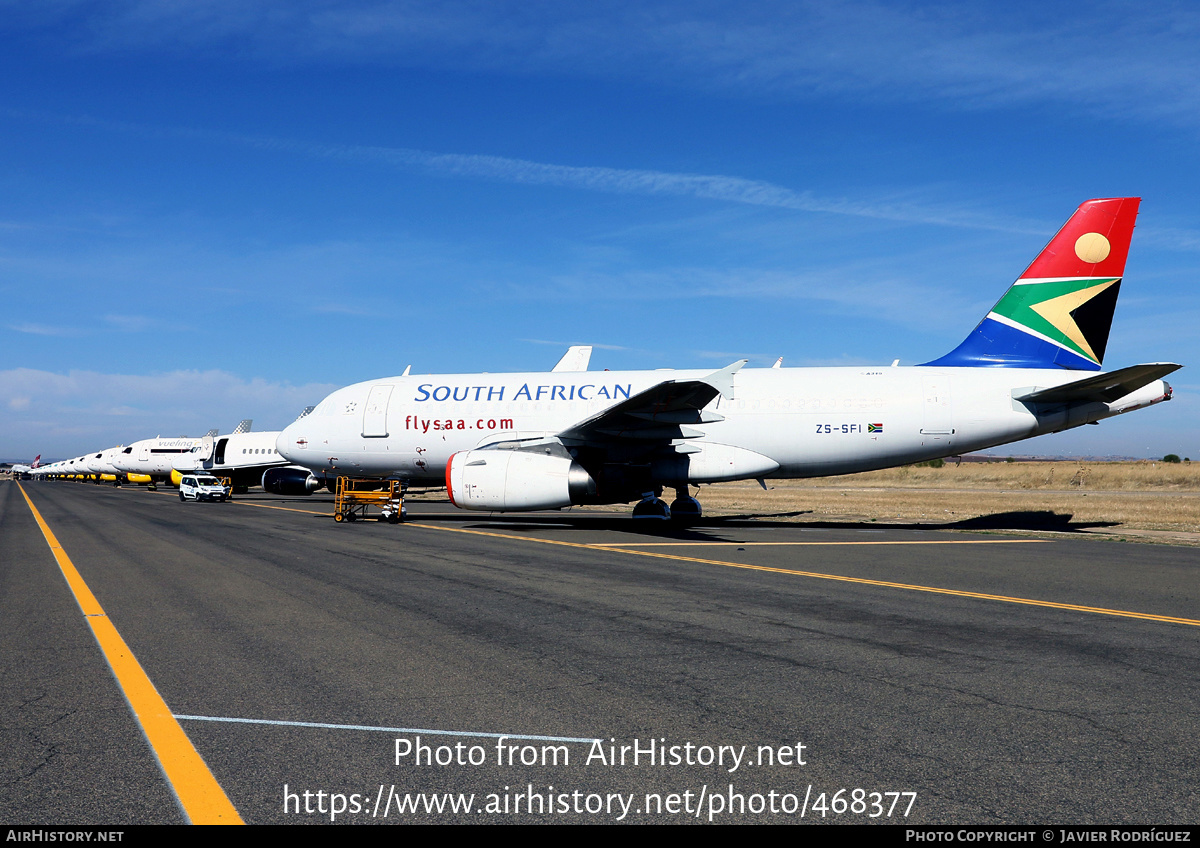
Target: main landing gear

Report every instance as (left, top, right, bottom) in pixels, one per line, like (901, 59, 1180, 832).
(632, 487, 703, 523)
(633, 493, 671, 520)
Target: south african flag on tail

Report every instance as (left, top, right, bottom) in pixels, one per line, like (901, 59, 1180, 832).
(923, 198, 1139, 371)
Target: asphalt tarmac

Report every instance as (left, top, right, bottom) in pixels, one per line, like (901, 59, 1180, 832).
(2, 479, 1198, 824)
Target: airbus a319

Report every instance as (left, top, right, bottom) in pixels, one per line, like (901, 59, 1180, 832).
(276, 198, 1179, 520)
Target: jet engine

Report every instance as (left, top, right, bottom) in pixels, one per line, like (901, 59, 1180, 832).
(262, 466, 325, 496)
(446, 450, 596, 511)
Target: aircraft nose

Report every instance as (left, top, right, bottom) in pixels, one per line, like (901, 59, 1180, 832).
(276, 426, 293, 460)
(277, 425, 303, 461)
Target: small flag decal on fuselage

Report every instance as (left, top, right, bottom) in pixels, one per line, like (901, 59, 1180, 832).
(868, 423, 883, 433)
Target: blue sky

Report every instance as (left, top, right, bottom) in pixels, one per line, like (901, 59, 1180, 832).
(2, 0, 1198, 460)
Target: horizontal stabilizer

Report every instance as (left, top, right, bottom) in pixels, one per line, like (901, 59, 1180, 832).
(1014, 363, 1180, 405)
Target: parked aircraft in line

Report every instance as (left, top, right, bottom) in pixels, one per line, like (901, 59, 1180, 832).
(84, 446, 129, 483)
(10, 456, 39, 479)
(111, 429, 218, 488)
(275, 198, 1178, 520)
(171, 413, 322, 493)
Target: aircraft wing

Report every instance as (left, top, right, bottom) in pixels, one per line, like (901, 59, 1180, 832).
(1014, 363, 1181, 405)
(557, 360, 745, 445)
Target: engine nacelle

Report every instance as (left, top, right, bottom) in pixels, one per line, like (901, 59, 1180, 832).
(262, 466, 324, 496)
(446, 450, 595, 511)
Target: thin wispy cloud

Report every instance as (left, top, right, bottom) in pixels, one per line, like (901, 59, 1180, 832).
(13, 2, 1200, 130)
(323, 144, 1042, 233)
(103, 313, 152, 331)
(34, 112, 1043, 234)
(8, 322, 80, 336)
(1138, 226, 1200, 253)
(511, 265, 970, 324)
(521, 338, 630, 351)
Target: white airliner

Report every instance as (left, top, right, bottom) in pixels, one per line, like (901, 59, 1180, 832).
(276, 198, 1178, 520)
(171, 415, 318, 493)
(85, 446, 128, 483)
(112, 430, 218, 488)
(10, 456, 40, 479)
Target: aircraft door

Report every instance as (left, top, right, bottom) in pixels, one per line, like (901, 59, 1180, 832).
(362, 384, 394, 437)
(921, 377, 955, 446)
(195, 435, 215, 462)
(214, 438, 229, 465)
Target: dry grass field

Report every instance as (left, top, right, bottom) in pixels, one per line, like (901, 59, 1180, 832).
(408, 459, 1200, 541)
(695, 461, 1200, 539)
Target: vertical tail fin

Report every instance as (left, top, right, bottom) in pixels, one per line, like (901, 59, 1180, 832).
(923, 197, 1140, 370)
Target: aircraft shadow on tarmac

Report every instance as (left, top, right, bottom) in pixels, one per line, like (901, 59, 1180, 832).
(256, 492, 1118, 540)
(457, 510, 1119, 539)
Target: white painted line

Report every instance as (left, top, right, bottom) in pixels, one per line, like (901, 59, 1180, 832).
(175, 714, 599, 743)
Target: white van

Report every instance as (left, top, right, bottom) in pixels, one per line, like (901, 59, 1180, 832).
(179, 475, 232, 502)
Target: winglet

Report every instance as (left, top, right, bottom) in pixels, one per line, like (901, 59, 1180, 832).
(703, 360, 748, 400)
(552, 345, 593, 372)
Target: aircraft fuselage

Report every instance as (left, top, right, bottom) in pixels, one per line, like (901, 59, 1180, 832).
(277, 365, 1170, 493)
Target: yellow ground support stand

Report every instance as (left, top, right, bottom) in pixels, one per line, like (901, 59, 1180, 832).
(219, 477, 233, 500)
(333, 477, 405, 524)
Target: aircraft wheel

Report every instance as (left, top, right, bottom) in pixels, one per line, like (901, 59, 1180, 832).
(670, 495, 702, 524)
(632, 498, 672, 521)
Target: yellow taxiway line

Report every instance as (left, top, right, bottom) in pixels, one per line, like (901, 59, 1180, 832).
(129, 487, 1200, 627)
(18, 484, 243, 825)
(406, 522, 1200, 628)
(590, 540, 1042, 546)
